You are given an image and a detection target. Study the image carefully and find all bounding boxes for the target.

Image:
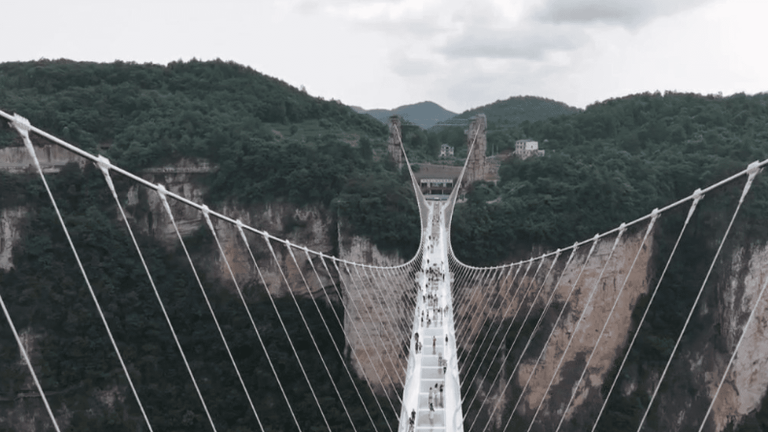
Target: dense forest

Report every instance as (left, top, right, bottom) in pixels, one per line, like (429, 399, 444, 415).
(0, 59, 421, 431)
(450, 91, 768, 431)
(451, 95, 579, 127)
(0, 59, 420, 256)
(0, 164, 398, 431)
(452, 91, 768, 266)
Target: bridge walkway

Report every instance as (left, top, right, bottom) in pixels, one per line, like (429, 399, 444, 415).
(401, 202, 462, 432)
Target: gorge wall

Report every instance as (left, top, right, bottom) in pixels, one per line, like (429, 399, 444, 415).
(4, 145, 768, 431)
(458, 227, 655, 430)
(0, 146, 406, 431)
(459, 223, 768, 432)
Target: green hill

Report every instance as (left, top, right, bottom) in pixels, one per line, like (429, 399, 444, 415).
(451, 91, 768, 432)
(452, 91, 768, 266)
(0, 59, 420, 254)
(0, 59, 417, 431)
(357, 101, 457, 129)
(440, 95, 580, 129)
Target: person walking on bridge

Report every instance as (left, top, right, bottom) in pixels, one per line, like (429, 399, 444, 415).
(429, 386, 434, 409)
(429, 400, 435, 423)
(433, 336, 436, 354)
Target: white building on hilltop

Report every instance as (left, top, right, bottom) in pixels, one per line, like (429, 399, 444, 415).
(514, 139, 545, 160)
(440, 144, 454, 158)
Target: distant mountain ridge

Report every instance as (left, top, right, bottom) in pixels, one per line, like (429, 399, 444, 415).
(438, 95, 581, 128)
(353, 101, 457, 129)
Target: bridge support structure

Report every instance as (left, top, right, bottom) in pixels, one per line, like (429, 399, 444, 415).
(463, 114, 487, 185)
(388, 116, 404, 170)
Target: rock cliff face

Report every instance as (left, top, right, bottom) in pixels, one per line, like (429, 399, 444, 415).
(4, 147, 768, 431)
(460, 226, 768, 432)
(709, 244, 768, 431)
(460, 226, 656, 430)
(658, 242, 768, 432)
(517, 229, 655, 429)
(0, 207, 26, 270)
(118, 163, 403, 298)
(0, 144, 87, 174)
(0, 150, 405, 431)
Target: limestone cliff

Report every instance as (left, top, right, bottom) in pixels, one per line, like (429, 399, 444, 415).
(517, 228, 655, 430)
(0, 150, 404, 431)
(461, 226, 768, 432)
(652, 242, 768, 432)
(461, 226, 656, 430)
(0, 207, 26, 271)
(709, 244, 768, 431)
(122, 165, 402, 296)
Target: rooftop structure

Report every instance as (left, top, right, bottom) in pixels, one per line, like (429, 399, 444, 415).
(414, 164, 463, 196)
(514, 139, 545, 159)
(440, 144, 454, 158)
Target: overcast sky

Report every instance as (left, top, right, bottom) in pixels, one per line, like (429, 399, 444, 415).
(2, 0, 766, 113)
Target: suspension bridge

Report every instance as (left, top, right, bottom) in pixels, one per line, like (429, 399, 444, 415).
(1, 108, 768, 432)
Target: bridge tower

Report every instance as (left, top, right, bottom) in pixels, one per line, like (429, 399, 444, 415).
(464, 114, 487, 184)
(388, 115, 404, 169)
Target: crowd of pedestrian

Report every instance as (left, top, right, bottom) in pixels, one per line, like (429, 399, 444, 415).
(409, 203, 453, 427)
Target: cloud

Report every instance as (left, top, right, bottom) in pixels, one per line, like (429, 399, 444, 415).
(533, 0, 716, 28)
(391, 54, 440, 77)
(439, 24, 588, 60)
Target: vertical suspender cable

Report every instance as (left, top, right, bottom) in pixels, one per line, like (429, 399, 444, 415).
(461, 265, 518, 379)
(11, 115, 153, 432)
(524, 235, 605, 432)
(260, 234, 335, 432)
(462, 261, 536, 395)
(479, 246, 579, 432)
(333, 260, 401, 418)
(279, 242, 359, 432)
(463, 261, 542, 384)
(590, 199, 698, 432)
(317, 259, 396, 431)
(636, 163, 760, 432)
(528, 226, 627, 432)
(466, 251, 561, 430)
(101, 163, 265, 432)
(303, 250, 384, 432)
(553, 214, 658, 432)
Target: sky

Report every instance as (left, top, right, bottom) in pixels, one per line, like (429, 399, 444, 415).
(2, 0, 767, 113)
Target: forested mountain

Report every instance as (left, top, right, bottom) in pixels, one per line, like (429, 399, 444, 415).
(423, 96, 581, 157)
(0, 59, 421, 430)
(0, 59, 420, 254)
(451, 91, 768, 432)
(438, 95, 580, 129)
(354, 101, 457, 129)
(452, 91, 768, 266)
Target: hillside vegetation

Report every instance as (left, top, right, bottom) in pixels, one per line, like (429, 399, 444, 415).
(452, 91, 768, 266)
(453, 96, 580, 127)
(451, 91, 768, 432)
(0, 59, 420, 255)
(0, 59, 415, 430)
